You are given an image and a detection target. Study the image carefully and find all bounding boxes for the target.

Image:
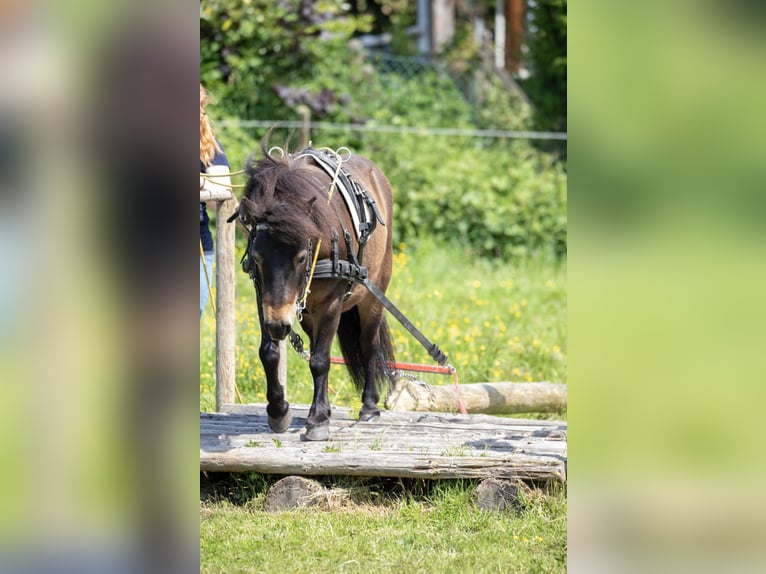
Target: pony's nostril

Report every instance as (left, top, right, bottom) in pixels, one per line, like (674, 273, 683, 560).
(265, 322, 291, 341)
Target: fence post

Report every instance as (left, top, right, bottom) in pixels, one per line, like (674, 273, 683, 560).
(297, 104, 311, 148)
(215, 196, 236, 410)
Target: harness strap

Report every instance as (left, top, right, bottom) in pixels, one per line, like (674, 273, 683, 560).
(311, 258, 368, 281)
(361, 278, 450, 367)
(301, 255, 450, 368)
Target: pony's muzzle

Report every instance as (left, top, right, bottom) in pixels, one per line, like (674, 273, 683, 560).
(264, 321, 291, 341)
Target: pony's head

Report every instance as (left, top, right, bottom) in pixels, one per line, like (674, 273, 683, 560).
(237, 149, 333, 339)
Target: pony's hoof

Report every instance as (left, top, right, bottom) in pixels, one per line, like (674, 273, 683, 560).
(302, 422, 330, 442)
(358, 408, 380, 422)
(268, 408, 293, 433)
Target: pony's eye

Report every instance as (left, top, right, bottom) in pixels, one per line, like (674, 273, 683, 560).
(296, 254, 307, 266)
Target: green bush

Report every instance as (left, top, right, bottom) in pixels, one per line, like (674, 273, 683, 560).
(202, 0, 566, 260)
(211, 65, 567, 260)
(359, 133, 567, 259)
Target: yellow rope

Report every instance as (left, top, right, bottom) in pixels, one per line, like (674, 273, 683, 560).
(294, 146, 354, 311)
(298, 239, 322, 311)
(316, 146, 350, 205)
(200, 239, 216, 316)
(200, 168, 248, 177)
(200, 239, 244, 404)
(199, 173, 248, 189)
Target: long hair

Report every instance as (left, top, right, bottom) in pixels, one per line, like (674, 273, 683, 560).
(200, 83, 222, 167)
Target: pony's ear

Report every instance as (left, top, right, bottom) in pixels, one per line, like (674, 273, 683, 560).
(225, 207, 240, 223)
(305, 196, 317, 215)
(235, 196, 257, 224)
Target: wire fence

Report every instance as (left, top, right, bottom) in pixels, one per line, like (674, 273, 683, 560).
(217, 119, 566, 141)
(218, 50, 566, 143)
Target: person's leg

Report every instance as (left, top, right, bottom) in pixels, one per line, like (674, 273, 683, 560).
(200, 251, 215, 318)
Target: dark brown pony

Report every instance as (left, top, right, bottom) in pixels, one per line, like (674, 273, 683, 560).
(234, 140, 395, 441)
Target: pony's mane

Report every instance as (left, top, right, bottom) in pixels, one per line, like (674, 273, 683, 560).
(240, 140, 337, 248)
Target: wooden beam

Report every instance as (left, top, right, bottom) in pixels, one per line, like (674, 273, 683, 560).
(201, 405, 567, 482)
(199, 188, 234, 202)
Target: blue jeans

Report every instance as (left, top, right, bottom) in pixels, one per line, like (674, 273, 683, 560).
(200, 251, 215, 318)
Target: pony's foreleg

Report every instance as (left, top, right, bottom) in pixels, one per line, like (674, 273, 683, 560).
(259, 335, 292, 432)
(303, 312, 341, 441)
(256, 291, 292, 433)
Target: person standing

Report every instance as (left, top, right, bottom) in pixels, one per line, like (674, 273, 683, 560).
(199, 84, 230, 318)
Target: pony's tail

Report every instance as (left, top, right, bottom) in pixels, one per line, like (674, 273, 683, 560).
(337, 307, 396, 395)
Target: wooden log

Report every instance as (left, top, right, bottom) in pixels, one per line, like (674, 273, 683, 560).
(215, 197, 236, 410)
(386, 381, 566, 415)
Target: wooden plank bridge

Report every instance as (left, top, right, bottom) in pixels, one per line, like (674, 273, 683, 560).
(200, 404, 567, 482)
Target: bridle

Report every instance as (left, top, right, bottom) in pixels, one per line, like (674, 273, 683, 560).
(239, 222, 315, 321)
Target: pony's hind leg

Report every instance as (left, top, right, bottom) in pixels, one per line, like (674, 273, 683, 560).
(336, 306, 380, 421)
(358, 312, 395, 422)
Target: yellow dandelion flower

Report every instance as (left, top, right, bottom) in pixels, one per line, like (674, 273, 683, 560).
(552, 345, 561, 354)
(545, 280, 554, 289)
(533, 339, 541, 348)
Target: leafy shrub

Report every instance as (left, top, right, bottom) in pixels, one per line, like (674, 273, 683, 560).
(202, 0, 566, 260)
(360, 133, 566, 259)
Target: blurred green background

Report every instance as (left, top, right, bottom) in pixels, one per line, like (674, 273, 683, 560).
(569, 1, 766, 570)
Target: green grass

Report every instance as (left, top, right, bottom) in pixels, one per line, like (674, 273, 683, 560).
(200, 475, 567, 574)
(200, 237, 566, 415)
(200, 239, 567, 572)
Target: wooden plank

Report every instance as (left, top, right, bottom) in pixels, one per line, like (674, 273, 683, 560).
(201, 404, 566, 482)
(200, 188, 235, 202)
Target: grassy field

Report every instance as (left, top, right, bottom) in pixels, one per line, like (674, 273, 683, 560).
(200, 237, 566, 412)
(201, 474, 566, 574)
(200, 239, 566, 573)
